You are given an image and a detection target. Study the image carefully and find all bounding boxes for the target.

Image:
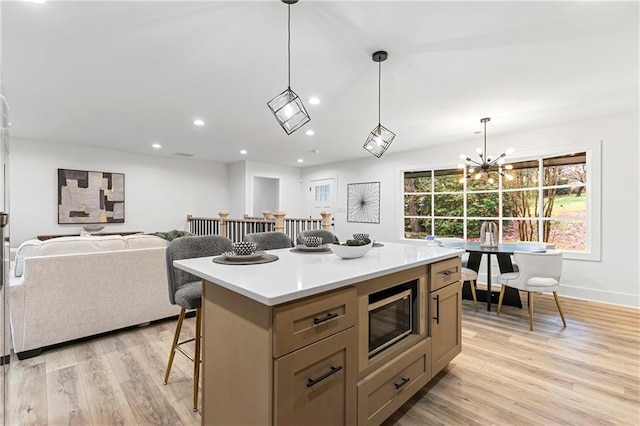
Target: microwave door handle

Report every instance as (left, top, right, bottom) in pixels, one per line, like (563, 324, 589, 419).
(433, 295, 440, 324)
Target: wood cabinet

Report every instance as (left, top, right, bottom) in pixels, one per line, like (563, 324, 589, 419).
(273, 286, 357, 358)
(429, 258, 462, 376)
(200, 256, 462, 426)
(273, 288, 358, 425)
(201, 283, 357, 426)
(357, 339, 431, 426)
(274, 327, 357, 425)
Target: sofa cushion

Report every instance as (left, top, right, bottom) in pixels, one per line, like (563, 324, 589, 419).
(124, 234, 168, 249)
(14, 235, 126, 277)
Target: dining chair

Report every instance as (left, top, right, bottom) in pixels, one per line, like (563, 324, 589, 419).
(296, 229, 339, 245)
(511, 241, 556, 271)
(461, 267, 478, 311)
(244, 231, 293, 250)
(164, 235, 233, 411)
(496, 250, 566, 331)
(436, 237, 468, 267)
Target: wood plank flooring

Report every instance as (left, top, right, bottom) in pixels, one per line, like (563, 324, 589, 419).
(7, 293, 640, 425)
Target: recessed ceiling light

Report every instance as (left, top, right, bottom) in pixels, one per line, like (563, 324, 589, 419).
(152, 143, 162, 149)
(305, 129, 315, 136)
(308, 97, 320, 105)
(297, 159, 304, 163)
(240, 149, 247, 155)
(193, 119, 205, 126)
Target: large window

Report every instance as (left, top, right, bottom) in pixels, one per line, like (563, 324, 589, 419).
(403, 150, 594, 257)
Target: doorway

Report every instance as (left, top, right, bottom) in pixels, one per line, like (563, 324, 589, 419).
(252, 176, 279, 217)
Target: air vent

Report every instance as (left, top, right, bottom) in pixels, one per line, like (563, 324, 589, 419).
(173, 152, 195, 158)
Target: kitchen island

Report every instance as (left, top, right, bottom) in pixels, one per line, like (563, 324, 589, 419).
(175, 242, 464, 425)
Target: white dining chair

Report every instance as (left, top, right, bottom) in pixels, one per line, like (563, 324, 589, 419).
(436, 237, 468, 267)
(496, 250, 566, 331)
(461, 267, 478, 311)
(511, 241, 556, 272)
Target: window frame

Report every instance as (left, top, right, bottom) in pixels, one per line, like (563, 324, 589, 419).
(400, 140, 601, 261)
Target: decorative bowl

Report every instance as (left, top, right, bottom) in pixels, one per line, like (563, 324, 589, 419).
(353, 233, 370, 241)
(329, 241, 373, 259)
(302, 236, 323, 247)
(83, 224, 105, 232)
(233, 241, 257, 256)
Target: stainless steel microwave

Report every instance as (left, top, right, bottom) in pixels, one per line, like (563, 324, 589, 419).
(368, 287, 413, 357)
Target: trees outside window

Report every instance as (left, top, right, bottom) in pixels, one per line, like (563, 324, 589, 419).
(403, 152, 588, 252)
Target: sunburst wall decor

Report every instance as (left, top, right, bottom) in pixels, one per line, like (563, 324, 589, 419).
(347, 182, 380, 223)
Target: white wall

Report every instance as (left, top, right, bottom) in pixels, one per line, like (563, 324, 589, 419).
(302, 112, 640, 308)
(10, 138, 229, 246)
(228, 161, 246, 218)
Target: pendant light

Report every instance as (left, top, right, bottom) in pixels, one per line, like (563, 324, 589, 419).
(363, 50, 395, 158)
(267, 0, 310, 135)
(458, 117, 514, 184)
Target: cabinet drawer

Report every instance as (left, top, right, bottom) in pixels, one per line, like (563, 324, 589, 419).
(274, 287, 357, 358)
(357, 339, 431, 426)
(274, 327, 357, 426)
(430, 257, 462, 292)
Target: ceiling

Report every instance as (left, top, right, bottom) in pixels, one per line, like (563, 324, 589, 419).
(2, 1, 638, 167)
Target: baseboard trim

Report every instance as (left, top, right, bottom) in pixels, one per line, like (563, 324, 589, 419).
(476, 276, 639, 309)
(559, 285, 640, 309)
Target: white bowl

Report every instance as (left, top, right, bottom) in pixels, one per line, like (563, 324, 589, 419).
(329, 241, 373, 259)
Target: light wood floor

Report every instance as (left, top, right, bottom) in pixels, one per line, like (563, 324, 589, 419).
(7, 293, 640, 425)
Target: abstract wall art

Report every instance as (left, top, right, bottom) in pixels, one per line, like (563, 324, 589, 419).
(347, 181, 380, 223)
(58, 168, 125, 224)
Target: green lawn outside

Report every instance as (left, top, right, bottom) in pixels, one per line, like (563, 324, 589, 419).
(551, 193, 586, 216)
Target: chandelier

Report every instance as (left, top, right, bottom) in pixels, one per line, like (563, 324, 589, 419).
(458, 117, 514, 184)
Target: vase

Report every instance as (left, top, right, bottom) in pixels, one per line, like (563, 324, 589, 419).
(480, 221, 498, 247)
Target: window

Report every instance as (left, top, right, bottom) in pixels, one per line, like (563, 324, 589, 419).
(403, 146, 599, 260)
(315, 184, 330, 202)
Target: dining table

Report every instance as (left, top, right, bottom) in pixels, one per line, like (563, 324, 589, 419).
(440, 242, 546, 311)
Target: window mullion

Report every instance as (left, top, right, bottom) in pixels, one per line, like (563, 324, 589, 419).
(538, 156, 544, 242)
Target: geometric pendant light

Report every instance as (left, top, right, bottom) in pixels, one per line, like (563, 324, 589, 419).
(267, 0, 311, 135)
(363, 50, 395, 158)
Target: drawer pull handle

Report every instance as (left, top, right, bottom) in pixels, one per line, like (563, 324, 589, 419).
(394, 377, 411, 390)
(307, 365, 343, 388)
(433, 295, 440, 324)
(313, 312, 338, 325)
(442, 270, 453, 276)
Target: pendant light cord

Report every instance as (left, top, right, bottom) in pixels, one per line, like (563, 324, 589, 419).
(287, 3, 291, 89)
(378, 60, 381, 125)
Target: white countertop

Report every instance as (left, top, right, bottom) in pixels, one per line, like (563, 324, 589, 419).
(174, 242, 464, 306)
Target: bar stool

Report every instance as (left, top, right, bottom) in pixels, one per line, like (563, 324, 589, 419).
(296, 229, 339, 245)
(164, 235, 233, 411)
